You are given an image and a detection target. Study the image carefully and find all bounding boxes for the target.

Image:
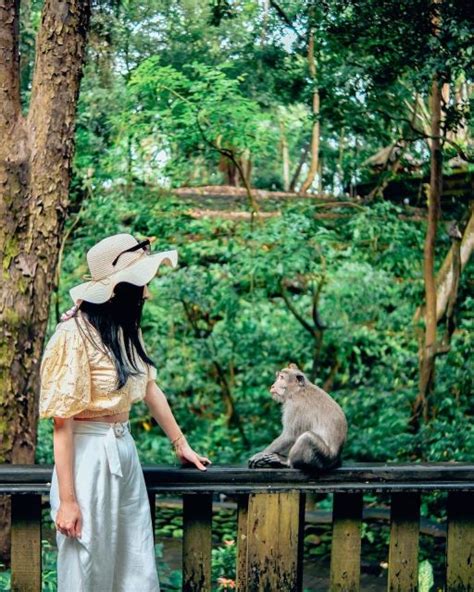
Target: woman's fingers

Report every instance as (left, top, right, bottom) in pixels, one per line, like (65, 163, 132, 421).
(57, 524, 69, 536)
(178, 447, 212, 471)
(56, 519, 81, 538)
(65, 524, 74, 536)
(75, 515, 83, 538)
(193, 456, 207, 471)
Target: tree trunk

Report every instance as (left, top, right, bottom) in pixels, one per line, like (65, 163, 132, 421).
(289, 140, 310, 192)
(218, 152, 239, 186)
(299, 28, 320, 195)
(411, 76, 443, 430)
(0, 0, 91, 563)
(336, 126, 345, 194)
(279, 119, 290, 191)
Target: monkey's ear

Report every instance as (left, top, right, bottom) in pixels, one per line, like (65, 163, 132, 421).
(295, 373, 306, 386)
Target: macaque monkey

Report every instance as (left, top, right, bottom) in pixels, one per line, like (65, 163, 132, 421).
(248, 364, 347, 470)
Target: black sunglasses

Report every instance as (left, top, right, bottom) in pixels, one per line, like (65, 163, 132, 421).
(112, 239, 151, 267)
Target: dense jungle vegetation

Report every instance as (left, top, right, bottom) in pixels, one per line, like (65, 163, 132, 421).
(1, 0, 472, 589)
(37, 192, 473, 468)
(33, 0, 473, 468)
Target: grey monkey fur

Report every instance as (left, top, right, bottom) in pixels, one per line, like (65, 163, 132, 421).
(248, 363, 347, 470)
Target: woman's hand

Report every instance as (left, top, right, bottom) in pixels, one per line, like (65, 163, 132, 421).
(56, 500, 83, 538)
(143, 384, 212, 471)
(174, 438, 212, 471)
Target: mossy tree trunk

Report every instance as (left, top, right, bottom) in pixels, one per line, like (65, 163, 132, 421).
(411, 76, 442, 434)
(0, 0, 91, 563)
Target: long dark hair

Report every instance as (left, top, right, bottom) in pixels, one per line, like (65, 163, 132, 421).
(75, 282, 156, 390)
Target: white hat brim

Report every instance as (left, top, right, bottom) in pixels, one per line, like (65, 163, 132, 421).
(69, 249, 178, 305)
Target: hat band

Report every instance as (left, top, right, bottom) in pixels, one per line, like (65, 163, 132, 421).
(82, 250, 148, 282)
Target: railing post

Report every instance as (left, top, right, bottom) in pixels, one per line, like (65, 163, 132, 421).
(296, 490, 305, 590)
(446, 491, 474, 591)
(10, 493, 42, 592)
(388, 492, 420, 592)
(245, 490, 304, 592)
(330, 492, 363, 592)
(236, 494, 249, 592)
(182, 493, 212, 592)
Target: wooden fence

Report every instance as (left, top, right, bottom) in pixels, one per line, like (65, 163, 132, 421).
(1, 463, 473, 591)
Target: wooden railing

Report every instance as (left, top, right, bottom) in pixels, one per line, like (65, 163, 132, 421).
(1, 463, 473, 591)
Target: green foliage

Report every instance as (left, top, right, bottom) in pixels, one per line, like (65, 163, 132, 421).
(67, 0, 473, 195)
(0, 567, 9, 591)
(38, 190, 473, 470)
(418, 559, 435, 592)
(125, 59, 272, 186)
(41, 540, 58, 591)
(212, 540, 237, 590)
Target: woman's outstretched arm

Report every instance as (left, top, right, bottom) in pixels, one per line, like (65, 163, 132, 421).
(143, 381, 212, 471)
(53, 417, 82, 537)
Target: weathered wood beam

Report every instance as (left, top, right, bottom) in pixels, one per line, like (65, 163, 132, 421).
(182, 493, 212, 592)
(10, 494, 41, 592)
(236, 494, 249, 592)
(329, 492, 363, 592)
(1, 464, 474, 495)
(446, 491, 474, 591)
(245, 491, 304, 592)
(388, 492, 420, 592)
(174, 185, 337, 201)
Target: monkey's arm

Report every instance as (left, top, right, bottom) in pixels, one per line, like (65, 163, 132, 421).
(264, 434, 294, 456)
(248, 435, 295, 468)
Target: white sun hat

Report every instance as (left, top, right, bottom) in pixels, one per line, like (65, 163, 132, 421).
(69, 233, 178, 305)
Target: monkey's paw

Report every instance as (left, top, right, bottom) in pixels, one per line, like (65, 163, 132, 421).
(248, 452, 289, 469)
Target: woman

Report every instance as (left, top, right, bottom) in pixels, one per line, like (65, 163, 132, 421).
(39, 233, 211, 592)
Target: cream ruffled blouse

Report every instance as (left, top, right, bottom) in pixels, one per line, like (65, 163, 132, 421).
(39, 312, 157, 419)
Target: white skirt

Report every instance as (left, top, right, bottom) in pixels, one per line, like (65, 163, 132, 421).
(49, 420, 160, 592)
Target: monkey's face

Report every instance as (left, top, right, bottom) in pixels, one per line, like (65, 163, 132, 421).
(270, 366, 306, 403)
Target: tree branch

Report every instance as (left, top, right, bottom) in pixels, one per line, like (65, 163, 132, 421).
(279, 279, 317, 337)
(371, 107, 440, 142)
(413, 205, 474, 324)
(163, 81, 261, 217)
(311, 277, 326, 330)
(268, 0, 306, 44)
(195, 112, 260, 216)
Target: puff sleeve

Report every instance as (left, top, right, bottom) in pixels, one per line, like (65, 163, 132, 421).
(39, 321, 92, 419)
(148, 363, 157, 383)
